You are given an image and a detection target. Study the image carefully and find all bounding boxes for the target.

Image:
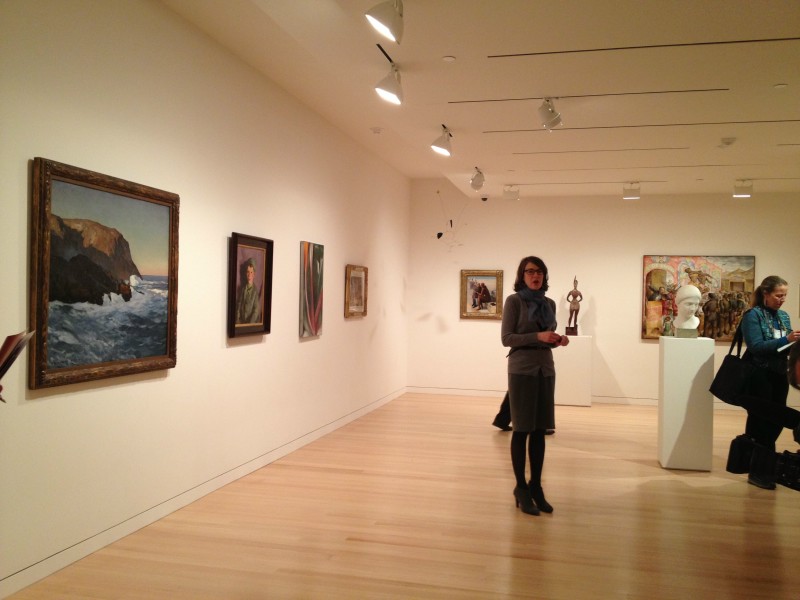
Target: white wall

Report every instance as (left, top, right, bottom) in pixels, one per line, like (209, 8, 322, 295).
(0, 1, 409, 595)
(407, 178, 800, 407)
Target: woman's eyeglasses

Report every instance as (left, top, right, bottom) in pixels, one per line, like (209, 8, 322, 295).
(524, 269, 543, 276)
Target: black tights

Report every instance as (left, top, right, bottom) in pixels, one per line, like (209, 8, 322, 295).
(511, 430, 545, 488)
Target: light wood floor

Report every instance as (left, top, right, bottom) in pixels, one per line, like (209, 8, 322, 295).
(10, 393, 800, 599)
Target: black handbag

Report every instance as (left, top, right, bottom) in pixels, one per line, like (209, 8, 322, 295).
(709, 321, 757, 406)
(777, 450, 800, 491)
(725, 434, 755, 474)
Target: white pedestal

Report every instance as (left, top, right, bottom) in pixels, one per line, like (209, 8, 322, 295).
(554, 335, 592, 406)
(658, 336, 715, 470)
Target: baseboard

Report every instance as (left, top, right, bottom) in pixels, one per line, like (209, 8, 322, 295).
(0, 388, 404, 598)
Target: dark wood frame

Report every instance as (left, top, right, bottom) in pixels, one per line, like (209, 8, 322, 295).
(29, 157, 179, 389)
(460, 269, 503, 320)
(227, 232, 274, 337)
(344, 264, 368, 318)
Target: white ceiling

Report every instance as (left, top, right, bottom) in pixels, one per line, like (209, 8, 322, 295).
(161, 0, 800, 200)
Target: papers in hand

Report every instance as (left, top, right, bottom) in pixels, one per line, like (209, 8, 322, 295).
(0, 330, 35, 401)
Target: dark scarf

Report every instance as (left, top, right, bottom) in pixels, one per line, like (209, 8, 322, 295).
(518, 288, 555, 330)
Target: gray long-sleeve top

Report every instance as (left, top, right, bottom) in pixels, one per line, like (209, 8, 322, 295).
(501, 293, 557, 377)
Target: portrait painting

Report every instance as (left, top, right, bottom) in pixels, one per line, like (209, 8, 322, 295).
(29, 158, 179, 388)
(227, 233, 274, 338)
(300, 241, 324, 337)
(344, 264, 368, 318)
(460, 270, 503, 320)
(642, 255, 755, 341)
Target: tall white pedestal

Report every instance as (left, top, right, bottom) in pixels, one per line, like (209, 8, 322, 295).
(554, 335, 592, 406)
(658, 336, 715, 470)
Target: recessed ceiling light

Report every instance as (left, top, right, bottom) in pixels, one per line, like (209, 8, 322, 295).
(442, 55, 456, 63)
(774, 83, 788, 89)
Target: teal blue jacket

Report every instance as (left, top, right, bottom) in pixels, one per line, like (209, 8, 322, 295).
(741, 306, 792, 373)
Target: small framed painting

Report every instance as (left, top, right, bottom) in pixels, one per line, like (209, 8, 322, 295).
(344, 264, 368, 318)
(460, 270, 503, 320)
(227, 232, 274, 338)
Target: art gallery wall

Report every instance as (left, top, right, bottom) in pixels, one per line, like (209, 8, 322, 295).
(406, 178, 800, 409)
(0, 0, 409, 595)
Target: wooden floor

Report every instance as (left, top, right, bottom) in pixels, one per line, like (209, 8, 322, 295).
(10, 393, 800, 599)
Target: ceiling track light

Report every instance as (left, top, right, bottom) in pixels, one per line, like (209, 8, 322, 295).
(470, 167, 485, 190)
(365, 0, 404, 44)
(375, 63, 402, 105)
(733, 179, 753, 198)
(431, 125, 452, 156)
(623, 181, 641, 200)
(538, 98, 562, 131)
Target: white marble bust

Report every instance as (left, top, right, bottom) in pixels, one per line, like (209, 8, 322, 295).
(673, 284, 701, 331)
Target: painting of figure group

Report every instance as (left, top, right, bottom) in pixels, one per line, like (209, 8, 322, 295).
(642, 255, 755, 341)
(469, 278, 497, 313)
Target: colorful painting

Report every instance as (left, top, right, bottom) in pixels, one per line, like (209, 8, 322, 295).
(642, 255, 755, 341)
(300, 241, 324, 337)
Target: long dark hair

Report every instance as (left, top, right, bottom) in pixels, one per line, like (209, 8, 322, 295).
(751, 275, 787, 308)
(514, 256, 549, 292)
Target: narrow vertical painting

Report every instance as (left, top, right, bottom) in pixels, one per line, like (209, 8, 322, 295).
(300, 241, 324, 337)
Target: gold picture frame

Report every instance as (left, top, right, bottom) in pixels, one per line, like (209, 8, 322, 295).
(460, 270, 503, 319)
(344, 264, 368, 318)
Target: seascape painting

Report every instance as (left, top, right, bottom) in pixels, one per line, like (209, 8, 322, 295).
(47, 180, 171, 367)
(30, 158, 179, 388)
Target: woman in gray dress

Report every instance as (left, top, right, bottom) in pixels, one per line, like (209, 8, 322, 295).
(501, 256, 569, 515)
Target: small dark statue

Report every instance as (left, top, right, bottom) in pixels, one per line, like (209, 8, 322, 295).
(565, 276, 582, 336)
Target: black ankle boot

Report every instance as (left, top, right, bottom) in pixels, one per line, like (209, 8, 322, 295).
(513, 486, 540, 515)
(748, 443, 778, 490)
(528, 483, 553, 513)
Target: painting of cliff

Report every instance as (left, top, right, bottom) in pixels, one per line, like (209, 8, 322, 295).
(30, 158, 179, 389)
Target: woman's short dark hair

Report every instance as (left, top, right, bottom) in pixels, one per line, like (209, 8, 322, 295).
(514, 256, 548, 292)
(752, 275, 787, 308)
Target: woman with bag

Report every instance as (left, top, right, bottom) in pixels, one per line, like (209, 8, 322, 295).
(740, 275, 800, 488)
(501, 256, 569, 515)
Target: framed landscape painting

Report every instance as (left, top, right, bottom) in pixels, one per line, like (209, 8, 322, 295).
(29, 158, 180, 389)
(227, 232, 274, 338)
(642, 255, 755, 341)
(460, 270, 503, 319)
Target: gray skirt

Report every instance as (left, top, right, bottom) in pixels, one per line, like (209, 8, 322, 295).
(508, 372, 556, 432)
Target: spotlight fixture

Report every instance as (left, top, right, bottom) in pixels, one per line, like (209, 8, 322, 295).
(375, 63, 402, 105)
(538, 98, 562, 130)
(470, 167, 485, 191)
(431, 125, 452, 156)
(365, 0, 404, 44)
(733, 179, 753, 198)
(502, 185, 520, 201)
(623, 182, 641, 200)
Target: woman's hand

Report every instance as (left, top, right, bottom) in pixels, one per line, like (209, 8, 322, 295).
(558, 335, 570, 347)
(789, 330, 800, 343)
(537, 331, 563, 345)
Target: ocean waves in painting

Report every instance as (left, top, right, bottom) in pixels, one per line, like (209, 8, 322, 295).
(47, 275, 169, 368)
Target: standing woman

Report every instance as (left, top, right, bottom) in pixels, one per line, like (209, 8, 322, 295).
(741, 275, 800, 488)
(501, 256, 568, 515)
